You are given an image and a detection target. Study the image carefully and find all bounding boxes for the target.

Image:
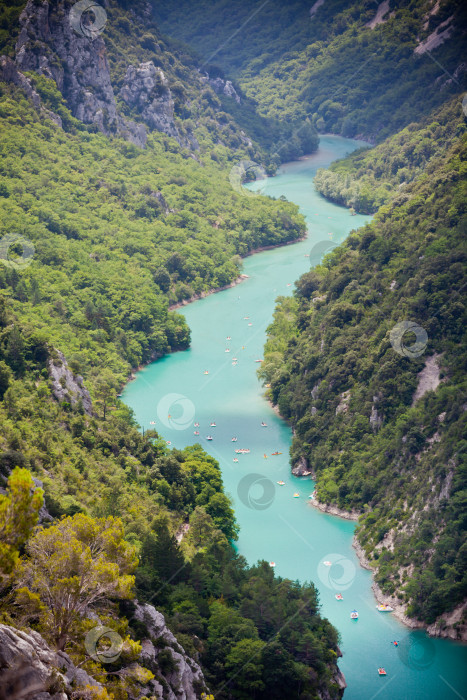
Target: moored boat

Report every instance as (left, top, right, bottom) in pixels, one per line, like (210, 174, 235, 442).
(335, 594, 343, 600)
(350, 610, 358, 619)
(277, 480, 285, 485)
(378, 668, 387, 676)
(376, 604, 394, 612)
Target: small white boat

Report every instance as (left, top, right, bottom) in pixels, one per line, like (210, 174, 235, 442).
(210, 422, 216, 427)
(233, 458, 238, 462)
(226, 336, 231, 340)
(149, 421, 156, 425)
(350, 610, 358, 619)
(376, 604, 394, 612)
(231, 437, 237, 442)
(269, 561, 276, 567)
(225, 348, 230, 353)
(335, 594, 343, 600)
(194, 431, 199, 435)
(206, 436, 213, 440)
(255, 359, 263, 363)
(261, 422, 267, 427)
(323, 561, 332, 567)
(204, 370, 209, 375)
(277, 480, 285, 486)
(378, 668, 387, 676)
(293, 493, 300, 498)
(166, 441, 171, 445)
(194, 422, 199, 427)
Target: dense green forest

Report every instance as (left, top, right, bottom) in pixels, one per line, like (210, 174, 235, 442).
(0, 83, 306, 390)
(0, 1, 343, 698)
(259, 132, 467, 625)
(156, 0, 467, 142)
(314, 97, 467, 213)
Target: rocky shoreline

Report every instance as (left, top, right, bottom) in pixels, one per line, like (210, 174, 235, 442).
(352, 526, 467, 642)
(264, 399, 467, 643)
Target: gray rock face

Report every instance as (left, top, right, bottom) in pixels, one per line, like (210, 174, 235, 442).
(0, 624, 99, 699)
(206, 76, 241, 103)
(12, 0, 196, 149)
(120, 62, 180, 142)
(48, 349, 93, 415)
(16, 0, 120, 134)
(134, 603, 208, 700)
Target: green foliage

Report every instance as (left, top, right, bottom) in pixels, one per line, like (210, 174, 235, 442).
(0, 84, 305, 391)
(15, 513, 137, 650)
(0, 467, 43, 578)
(261, 135, 467, 624)
(156, 0, 467, 142)
(315, 98, 467, 213)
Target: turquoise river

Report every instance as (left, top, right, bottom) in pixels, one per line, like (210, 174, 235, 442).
(123, 135, 467, 699)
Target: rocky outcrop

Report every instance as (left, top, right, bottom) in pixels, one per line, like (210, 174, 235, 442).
(0, 55, 62, 127)
(412, 354, 441, 405)
(133, 603, 208, 699)
(0, 607, 210, 699)
(205, 75, 241, 103)
(15, 0, 120, 135)
(120, 62, 181, 142)
(292, 455, 313, 477)
(369, 395, 382, 430)
(0, 624, 100, 699)
(48, 349, 93, 415)
(9, 0, 193, 149)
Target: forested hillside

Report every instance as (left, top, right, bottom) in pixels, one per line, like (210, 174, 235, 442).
(156, 0, 467, 142)
(0, 1, 343, 698)
(314, 97, 466, 213)
(259, 132, 467, 629)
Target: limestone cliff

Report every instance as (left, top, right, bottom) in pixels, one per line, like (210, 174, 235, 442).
(9, 0, 191, 148)
(0, 604, 209, 700)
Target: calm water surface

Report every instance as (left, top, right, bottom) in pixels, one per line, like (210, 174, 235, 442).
(123, 136, 467, 699)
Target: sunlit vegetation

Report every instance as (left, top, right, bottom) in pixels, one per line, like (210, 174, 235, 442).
(314, 98, 466, 213)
